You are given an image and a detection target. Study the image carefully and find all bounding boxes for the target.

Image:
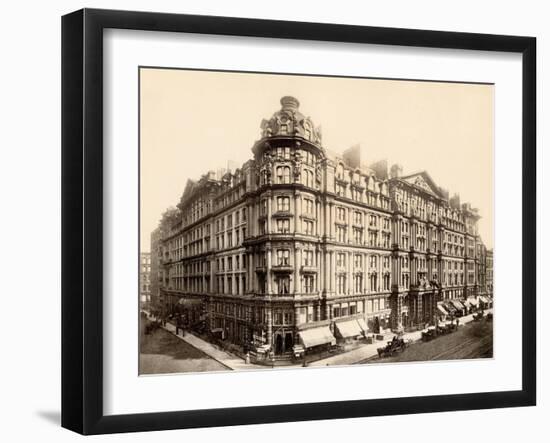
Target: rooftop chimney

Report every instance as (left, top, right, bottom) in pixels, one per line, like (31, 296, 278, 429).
(390, 164, 403, 179)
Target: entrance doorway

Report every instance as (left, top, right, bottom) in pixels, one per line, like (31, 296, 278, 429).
(284, 332, 293, 352)
(373, 316, 380, 334)
(275, 334, 284, 355)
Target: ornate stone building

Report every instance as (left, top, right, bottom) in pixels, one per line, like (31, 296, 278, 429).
(153, 96, 487, 357)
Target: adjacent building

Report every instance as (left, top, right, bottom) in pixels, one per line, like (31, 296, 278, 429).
(152, 96, 491, 357)
(486, 249, 493, 297)
(140, 252, 151, 306)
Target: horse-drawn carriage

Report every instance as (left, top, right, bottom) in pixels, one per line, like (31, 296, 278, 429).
(377, 336, 409, 357)
(437, 322, 458, 335)
(473, 311, 485, 321)
(421, 328, 437, 342)
(144, 319, 161, 335)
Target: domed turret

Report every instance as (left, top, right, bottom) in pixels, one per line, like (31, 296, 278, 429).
(259, 96, 322, 145)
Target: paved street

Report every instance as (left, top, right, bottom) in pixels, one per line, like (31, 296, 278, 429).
(370, 318, 493, 363)
(310, 310, 493, 367)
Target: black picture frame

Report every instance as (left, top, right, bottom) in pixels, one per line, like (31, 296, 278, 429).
(61, 8, 536, 435)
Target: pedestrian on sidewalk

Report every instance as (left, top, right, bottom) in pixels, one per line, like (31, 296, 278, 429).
(176, 314, 184, 336)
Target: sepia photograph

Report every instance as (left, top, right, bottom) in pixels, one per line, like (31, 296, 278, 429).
(138, 67, 494, 375)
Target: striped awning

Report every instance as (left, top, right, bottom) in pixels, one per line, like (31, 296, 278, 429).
(437, 304, 449, 315)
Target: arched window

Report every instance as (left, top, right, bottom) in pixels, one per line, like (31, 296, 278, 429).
(283, 166, 290, 183)
(276, 166, 291, 184)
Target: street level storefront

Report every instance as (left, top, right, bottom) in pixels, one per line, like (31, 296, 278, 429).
(298, 326, 336, 351)
(334, 319, 363, 341)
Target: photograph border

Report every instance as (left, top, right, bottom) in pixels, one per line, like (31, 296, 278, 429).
(62, 8, 536, 435)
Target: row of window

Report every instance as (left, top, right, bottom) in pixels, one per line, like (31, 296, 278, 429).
(215, 227, 247, 249)
(336, 274, 392, 294)
(215, 208, 247, 233)
(332, 297, 387, 318)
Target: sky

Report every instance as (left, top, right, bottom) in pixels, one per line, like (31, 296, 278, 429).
(140, 68, 493, 251)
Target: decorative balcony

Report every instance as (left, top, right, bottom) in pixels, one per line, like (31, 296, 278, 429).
(272, 264, 293, 273)
(300, 265, 317, 274)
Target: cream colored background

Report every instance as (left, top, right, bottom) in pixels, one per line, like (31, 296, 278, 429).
(140, 68, 493, 251)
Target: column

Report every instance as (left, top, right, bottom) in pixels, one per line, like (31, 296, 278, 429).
(347, 208, 352, 244)
(316, 303, 321, 322)
(330, 251, 336, 293)
(317, 249, 322, 293)
(363, 253, 368, 293)
(294, 192, 300, 233)
(267, 194, 272, 233)
(266, 246, 272, 294)
(294, 246, 302, 294)
(323, 200, 329, 239)
(266, 308, 273, 349)
(329, 203, 335, 239)
(210, 259, 216, 293)
(323, 249, 329, 294)
(316, 199, 321, 236)
(325, 303, 332, 321)
(347, 251, 353, 295)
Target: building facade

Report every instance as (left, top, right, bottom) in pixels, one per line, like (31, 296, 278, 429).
(154, 96, 489, 357)
(140, 252, 151, 306)
(486, 249, 493, 297)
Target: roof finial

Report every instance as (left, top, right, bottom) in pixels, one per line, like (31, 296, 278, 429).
(280, 96, 300, 110)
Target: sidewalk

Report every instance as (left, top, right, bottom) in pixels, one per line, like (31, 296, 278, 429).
(161, 321, 267, 371)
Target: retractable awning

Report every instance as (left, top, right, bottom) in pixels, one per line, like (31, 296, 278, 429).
(444, 302, 457, 313)
(356, 318, 369, 333)
(468, 297, 480, 307)
(450, 299, 465, 310)
(335, 320, 363, 338)
(299, 327, 336, 348)
(437, 304, 448, 315)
